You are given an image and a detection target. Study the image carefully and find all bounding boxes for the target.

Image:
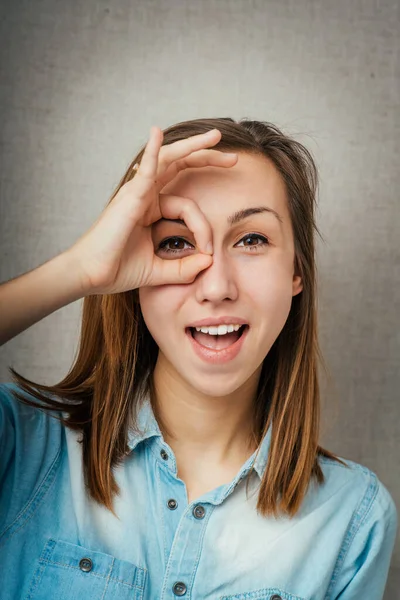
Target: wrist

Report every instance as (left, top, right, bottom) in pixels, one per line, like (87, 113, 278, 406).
(53, 250, 92, 299)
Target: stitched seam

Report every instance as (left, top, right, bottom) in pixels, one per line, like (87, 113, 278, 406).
(220, 587, 304, 599)
(324, 471, 378, 600)
(135, 567, 147, 600)
(156, 463, 169, 566)
(0, 442, 62, 544)
(25, 539, 56, 600)
(100, 556, 114, 599)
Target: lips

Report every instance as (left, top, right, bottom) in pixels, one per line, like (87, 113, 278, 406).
(186, 316, 249, 328)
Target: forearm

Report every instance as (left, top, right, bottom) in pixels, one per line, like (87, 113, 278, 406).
(0, 251, 88, 346)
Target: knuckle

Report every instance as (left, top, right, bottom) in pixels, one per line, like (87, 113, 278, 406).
(137, 169, 153, 182)
(157, 152, 168, 168)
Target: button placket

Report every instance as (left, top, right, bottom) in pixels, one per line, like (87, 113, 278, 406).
(158, 465, 213, 600)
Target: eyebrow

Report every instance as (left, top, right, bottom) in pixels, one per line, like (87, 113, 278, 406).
(228, 206, 283, 226)
(155, 206, 283, 228)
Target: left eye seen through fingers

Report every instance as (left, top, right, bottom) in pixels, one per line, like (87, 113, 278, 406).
(157, 233, 270, 255)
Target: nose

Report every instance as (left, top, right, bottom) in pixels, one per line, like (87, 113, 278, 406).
(194, 250, 239, 304)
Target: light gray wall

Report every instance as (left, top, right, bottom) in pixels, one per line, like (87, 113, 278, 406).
(0, 0, 399, 596)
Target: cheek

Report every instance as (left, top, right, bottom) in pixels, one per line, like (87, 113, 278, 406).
(138, 286, 186, 335)
(242, 256, 294, 294)
(241, 260, 294, 320)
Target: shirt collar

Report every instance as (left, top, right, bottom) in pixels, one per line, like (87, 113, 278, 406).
(127, 395, 162, 451)
(127, 395, 272, 480)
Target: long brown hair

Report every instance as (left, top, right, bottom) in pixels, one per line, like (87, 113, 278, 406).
(9, 117, 346, 518)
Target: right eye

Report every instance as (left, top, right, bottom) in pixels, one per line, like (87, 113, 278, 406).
(157, 236, 195, 255)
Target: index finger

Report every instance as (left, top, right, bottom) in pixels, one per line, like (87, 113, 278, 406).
(136, 126, 164, 182)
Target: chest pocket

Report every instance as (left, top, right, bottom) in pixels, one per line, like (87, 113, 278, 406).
(26, 538, 147, 600)
(221, 588, 305, 600)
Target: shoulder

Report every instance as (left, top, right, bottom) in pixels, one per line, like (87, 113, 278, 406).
(317, 453, 398, 537)
(0, 381, 62, 438)
(315, 455, 398, 597)
(0, 382, 65, 534)
(0, 381, 64, 475)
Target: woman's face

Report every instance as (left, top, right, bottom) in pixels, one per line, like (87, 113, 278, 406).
(139, 151, 303, 398)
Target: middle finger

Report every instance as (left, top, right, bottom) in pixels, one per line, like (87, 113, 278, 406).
(156, 148, 238, 191)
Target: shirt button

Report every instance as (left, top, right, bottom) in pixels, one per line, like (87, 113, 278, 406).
(167, 498, 178, 510)
(192, 504, 206, 519)
(160, 449, 169, 460)
(270, 595, 283, 600)
(172, 581, 187, 596)
(79, 557, 93, 572)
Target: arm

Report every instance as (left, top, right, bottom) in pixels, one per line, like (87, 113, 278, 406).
(0, 128, 231, 347)
(0, 251, 87, 346)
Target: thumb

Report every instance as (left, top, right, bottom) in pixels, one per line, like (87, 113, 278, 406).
(154, 253, 213, 285)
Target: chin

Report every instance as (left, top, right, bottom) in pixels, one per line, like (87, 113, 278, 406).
(179, 369, 250, 398)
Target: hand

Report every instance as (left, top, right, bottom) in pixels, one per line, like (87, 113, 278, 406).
(67, 126, 238, 295)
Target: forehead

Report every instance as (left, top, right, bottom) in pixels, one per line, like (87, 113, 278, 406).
(160, 152, 290, 223)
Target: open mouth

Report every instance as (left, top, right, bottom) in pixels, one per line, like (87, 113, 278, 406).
(186, 325, 248, 351)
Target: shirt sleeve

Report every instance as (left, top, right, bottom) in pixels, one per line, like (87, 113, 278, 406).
(330, 473, 398, 600)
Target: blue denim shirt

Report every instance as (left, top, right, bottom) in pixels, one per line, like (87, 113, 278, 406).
(0, 382, 397, 600)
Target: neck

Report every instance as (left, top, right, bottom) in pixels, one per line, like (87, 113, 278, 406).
(151, 353, 261, 466)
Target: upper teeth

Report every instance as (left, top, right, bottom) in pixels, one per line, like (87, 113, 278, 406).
(194, 324, 243, 335)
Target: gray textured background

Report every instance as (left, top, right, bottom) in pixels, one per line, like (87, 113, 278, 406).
(0, 0, 399, 596)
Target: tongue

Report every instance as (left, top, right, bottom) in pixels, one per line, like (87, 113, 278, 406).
(192, 330, 241, 349)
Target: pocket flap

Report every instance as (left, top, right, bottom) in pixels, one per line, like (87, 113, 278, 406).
(40, 538, 146, 587)
(27, 538, 147, 600)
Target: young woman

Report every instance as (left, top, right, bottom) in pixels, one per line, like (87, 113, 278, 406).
(0, 119, 397, 600)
